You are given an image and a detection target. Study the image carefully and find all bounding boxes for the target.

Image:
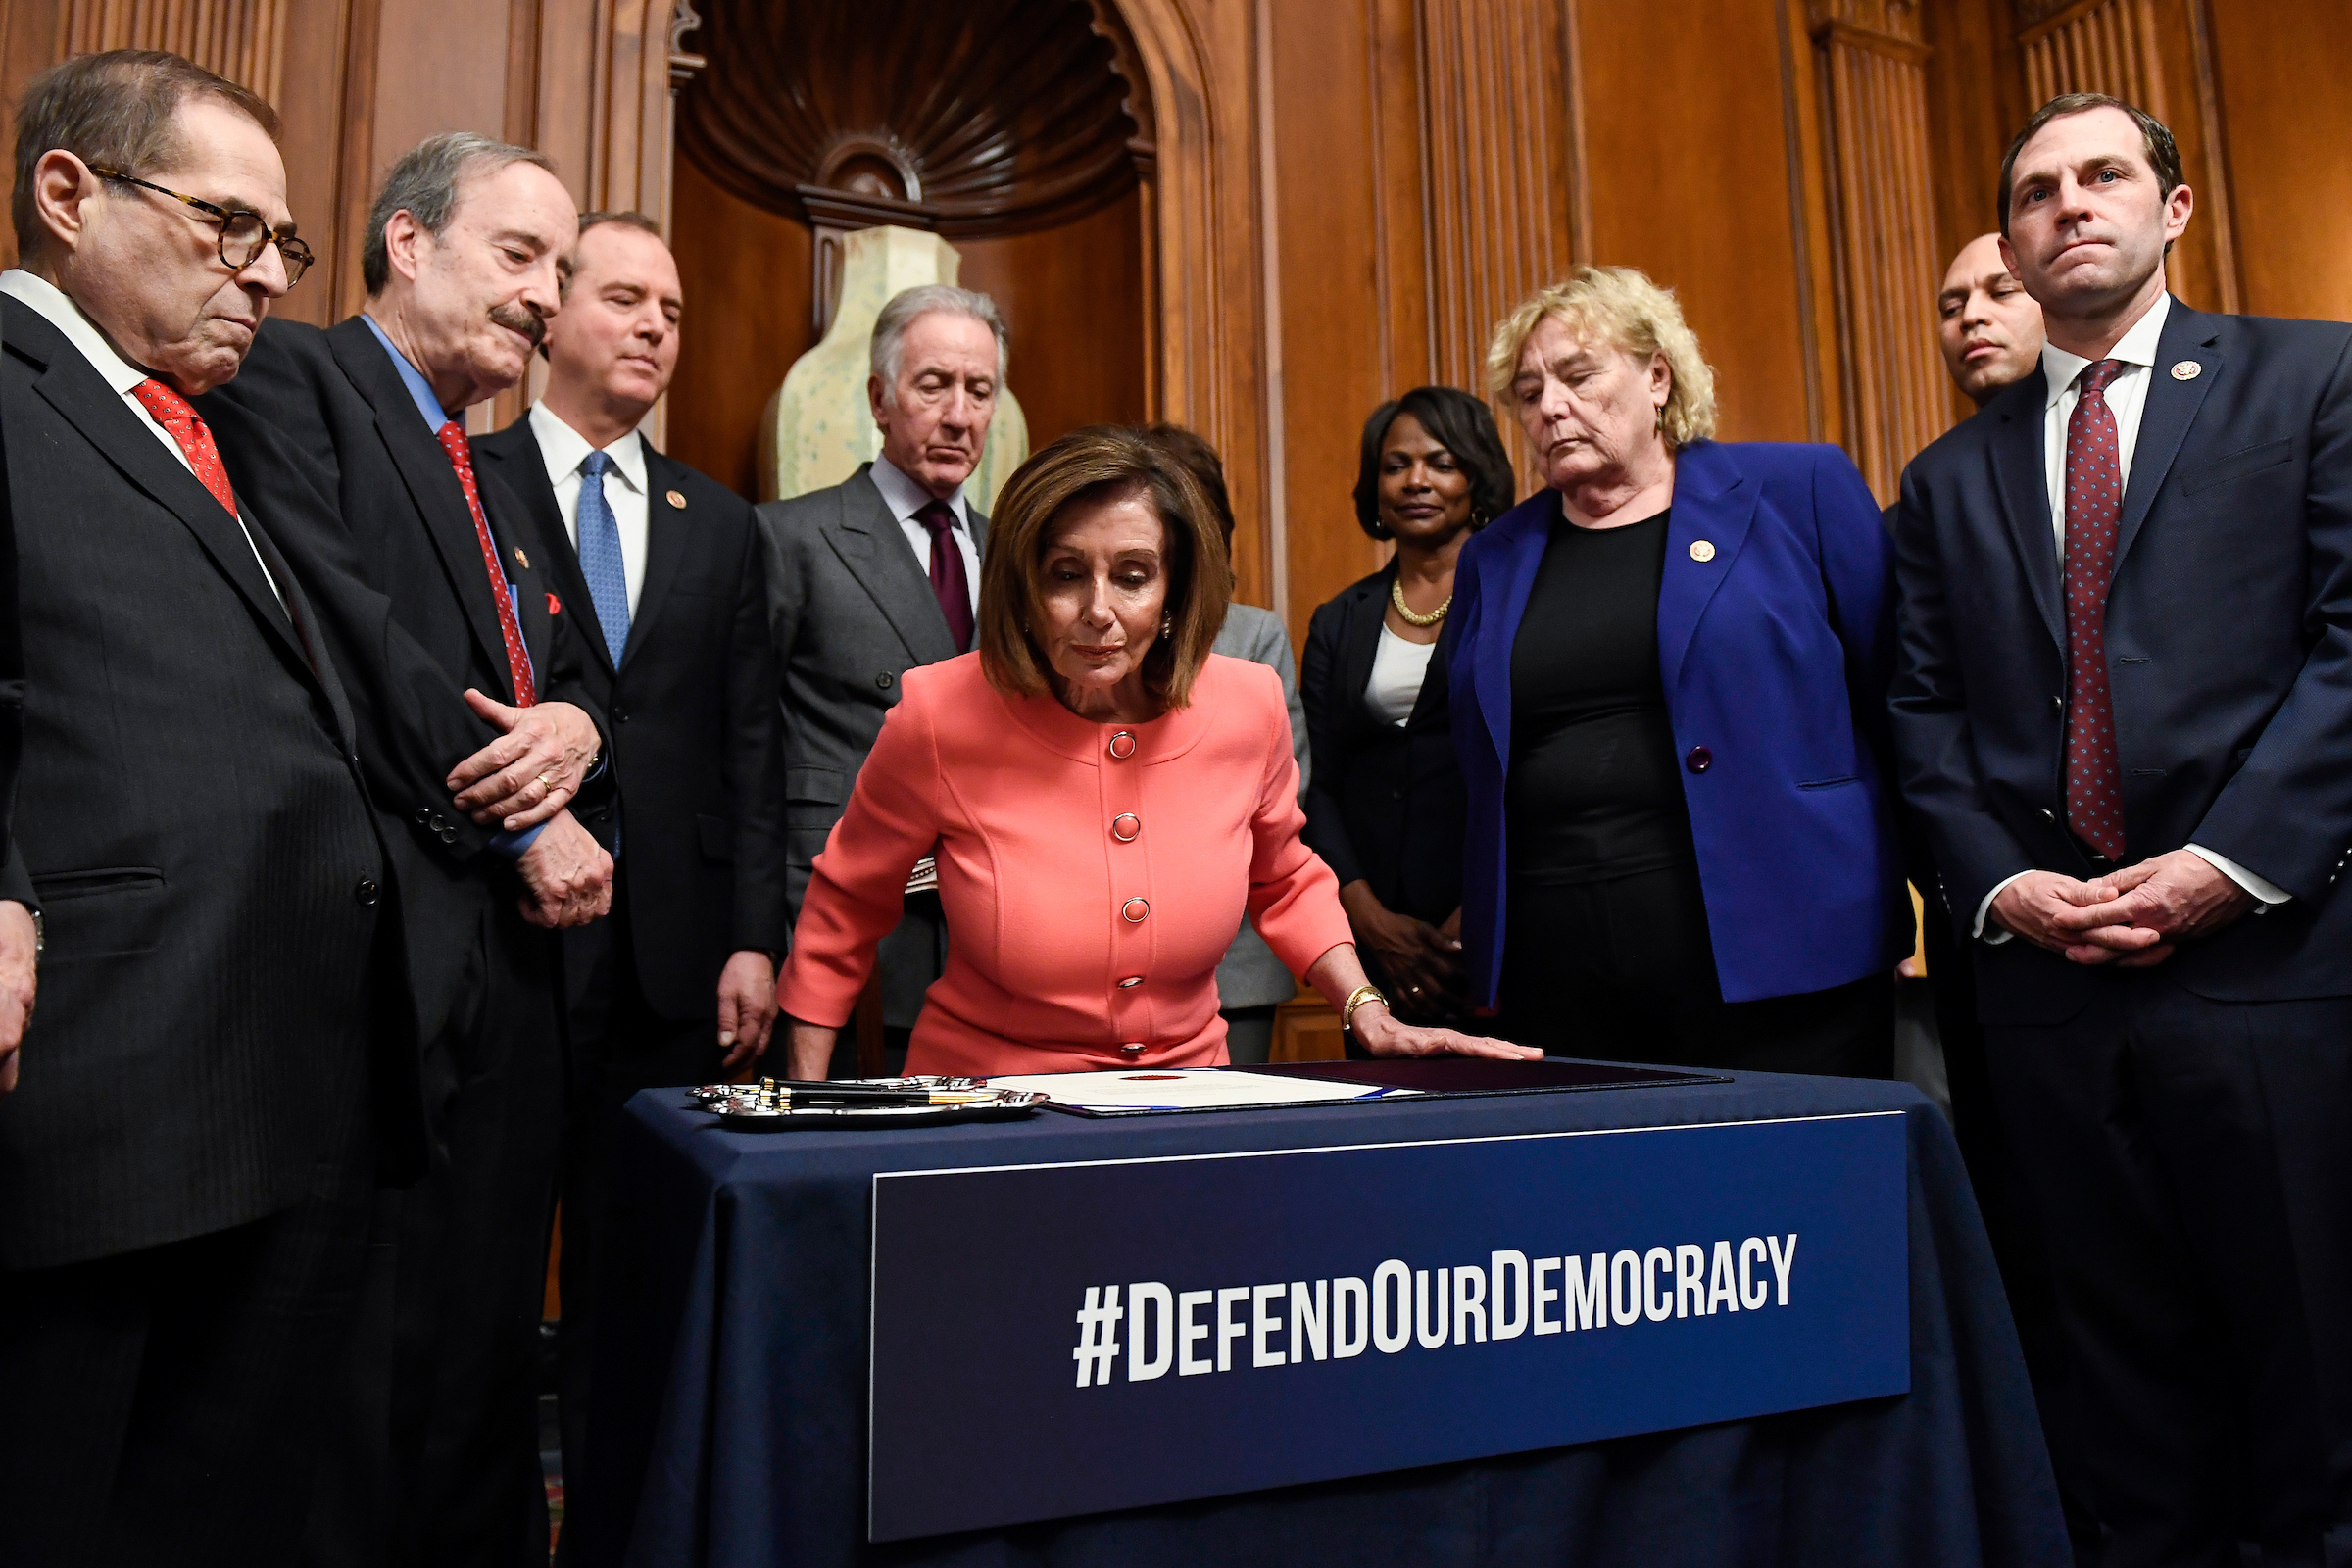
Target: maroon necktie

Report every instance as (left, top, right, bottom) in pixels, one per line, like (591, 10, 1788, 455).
(2062, 359, 2129, 862)
(435, 420, 537, 707)
(915, 499, 974, 653)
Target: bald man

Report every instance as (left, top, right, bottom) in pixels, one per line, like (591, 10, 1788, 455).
(1936, 232, 2045, 408)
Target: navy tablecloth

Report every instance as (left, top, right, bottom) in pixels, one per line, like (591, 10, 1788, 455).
(570, 1071, 2070, 1567)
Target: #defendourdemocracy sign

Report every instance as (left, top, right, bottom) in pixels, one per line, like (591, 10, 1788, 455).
(868, 1112, 1909, 1541)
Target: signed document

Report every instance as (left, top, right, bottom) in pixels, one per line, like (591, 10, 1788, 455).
(985, 1067, 1420, 1115)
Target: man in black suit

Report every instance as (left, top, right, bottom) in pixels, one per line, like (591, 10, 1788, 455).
(473, 210, 786, 1519)
(203, 131, 612, 1564)
(757, 286, 1002, 1067)
(1891, 92, 2352, 1564)
(0, 51, 407, 1563)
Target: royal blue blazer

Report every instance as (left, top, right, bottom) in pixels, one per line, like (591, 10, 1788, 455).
(1449, 438, 1911, 1007)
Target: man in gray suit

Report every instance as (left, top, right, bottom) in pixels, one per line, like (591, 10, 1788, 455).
(759, 285, 1002, 1063)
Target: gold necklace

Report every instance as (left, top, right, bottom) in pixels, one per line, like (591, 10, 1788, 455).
(1391, 575, 1450, 627)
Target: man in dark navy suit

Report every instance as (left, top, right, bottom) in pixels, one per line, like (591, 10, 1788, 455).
(1891, 92, 2352, 1565)
(473, 210, 785, 1532)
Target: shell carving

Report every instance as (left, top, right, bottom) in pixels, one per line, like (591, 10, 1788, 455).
(678, 0, 1149, 236)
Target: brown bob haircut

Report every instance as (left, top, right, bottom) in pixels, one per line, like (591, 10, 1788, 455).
(12, 50, 280, 256)
(978, 424, 1234, 710)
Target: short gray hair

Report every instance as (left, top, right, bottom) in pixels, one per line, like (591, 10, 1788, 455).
(869, 285, 1007, 397)
(363, 131, 555, 296)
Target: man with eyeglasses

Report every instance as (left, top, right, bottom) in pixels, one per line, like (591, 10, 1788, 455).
(0, 49, 404, 1564)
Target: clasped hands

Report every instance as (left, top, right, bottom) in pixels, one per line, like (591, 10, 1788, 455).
(1989, 848, 2256, 967)
(444, 688, 612, 929)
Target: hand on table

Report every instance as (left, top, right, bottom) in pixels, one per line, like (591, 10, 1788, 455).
(515, 809, 613, 928)
(0, 901, 34, 1096)
(716, 950, 778, 1073)
(450, 692, 602, 830)
(1348, 1002, 1541, 1061)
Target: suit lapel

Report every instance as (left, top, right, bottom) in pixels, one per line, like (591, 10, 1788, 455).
(480, 421, 610, 679)
(2116, 299, 2219, 571)
(324, 318, 518, 697)
(5, 300, 316, 687)
(1657, 441, 1759, 694)
(1339, 569, 1389, 729)
(1986, 370, 2065, 652)
(825, 466, 957, 663)
(1469, 497, 1553, 771)
(623, 449, 691, 676)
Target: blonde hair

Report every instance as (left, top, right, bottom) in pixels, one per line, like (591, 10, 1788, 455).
(977, 425, 1233, 710)
(1485, 266, 1719, 450)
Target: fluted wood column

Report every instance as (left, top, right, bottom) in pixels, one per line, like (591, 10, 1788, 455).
(58, 0, 288, 103)
(1808, 0, 1943, 502)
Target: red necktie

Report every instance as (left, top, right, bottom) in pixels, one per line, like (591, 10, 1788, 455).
(915, 498, 974, 653)
(130, 378, 237, 517)
(435, 420, 537, 707)
(2062, 359, 2129, 862)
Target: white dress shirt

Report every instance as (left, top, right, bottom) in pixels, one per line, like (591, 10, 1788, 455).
(529, 401, 649, 616)
(1975, 292, 2286, 941)
(1, 268, 282, 605)
(869, 452, 981, 613)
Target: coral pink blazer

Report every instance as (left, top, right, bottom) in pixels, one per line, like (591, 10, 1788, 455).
(777, 653, 1353, 1077)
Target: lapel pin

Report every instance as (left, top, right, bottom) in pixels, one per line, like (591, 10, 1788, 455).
(2171, 361, 2202, 381)
(1689, 539, 1716, 563)
(513, 547, 530, 568)
(546, 592, 562, 615)
(666, 488, 687, 509)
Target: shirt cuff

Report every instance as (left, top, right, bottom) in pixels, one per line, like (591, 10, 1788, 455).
(2185, 844, 2291, 908)
(488, 822, 549, 858)
(1973, 871, 2034, 944)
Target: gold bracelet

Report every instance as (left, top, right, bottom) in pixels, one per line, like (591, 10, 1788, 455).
(1341, 983, 1388, 1032)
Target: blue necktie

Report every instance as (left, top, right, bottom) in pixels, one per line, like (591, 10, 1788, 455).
(576, 450, 629, 665)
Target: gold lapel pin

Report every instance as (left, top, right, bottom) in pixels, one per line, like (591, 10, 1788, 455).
(1689, 539, 1717, 563)
(2171, 361, 2202, 381)
(513, 547, 530, 568)
(666, 489, 687, 509)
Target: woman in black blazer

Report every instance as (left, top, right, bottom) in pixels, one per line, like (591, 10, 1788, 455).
(1302, 388, 1515, 1027)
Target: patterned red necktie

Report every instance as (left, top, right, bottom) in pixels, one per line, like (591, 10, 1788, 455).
(130, 378, 237, 517)
(914, 498, 975, 652)
(434, 420, 537, 707)
(2062, 359, 2129, 862)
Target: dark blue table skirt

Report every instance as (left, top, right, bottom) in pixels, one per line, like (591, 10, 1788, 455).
(570, 1071, 2070, 1567)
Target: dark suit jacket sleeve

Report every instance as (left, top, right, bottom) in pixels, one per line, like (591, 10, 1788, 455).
(1299, 596, 1367, 889)
(205, 341, 527, 864)
(2184, 331, 2352, 900)
(726, 513, 789, 956)
(1889, 461, 2038, 928)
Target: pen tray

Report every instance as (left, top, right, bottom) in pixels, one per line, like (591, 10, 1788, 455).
(685, 1076, 1046, 1131)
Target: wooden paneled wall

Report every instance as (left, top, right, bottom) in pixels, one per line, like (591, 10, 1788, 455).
(1, 0, 2343, 574)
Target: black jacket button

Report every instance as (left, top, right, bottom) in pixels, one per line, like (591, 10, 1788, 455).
(355, 878, 380, 907)
(876, 672, 895, 689)
(1686, 746, 1712, 774)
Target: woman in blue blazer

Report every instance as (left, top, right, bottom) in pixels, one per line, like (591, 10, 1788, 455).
(1452, 267, 1908, 1074)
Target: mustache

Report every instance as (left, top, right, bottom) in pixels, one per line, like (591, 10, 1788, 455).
(489, 301, 547, 347)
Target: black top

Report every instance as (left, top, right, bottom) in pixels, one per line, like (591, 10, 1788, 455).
(1506, 508, 1693, 884)
(1300, 561, 1466, 924)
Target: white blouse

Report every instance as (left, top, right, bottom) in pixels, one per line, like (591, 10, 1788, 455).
(1365, 624, 1436, 727)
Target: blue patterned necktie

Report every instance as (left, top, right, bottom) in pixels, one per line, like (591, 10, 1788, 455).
(576, 449, 630, 665)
